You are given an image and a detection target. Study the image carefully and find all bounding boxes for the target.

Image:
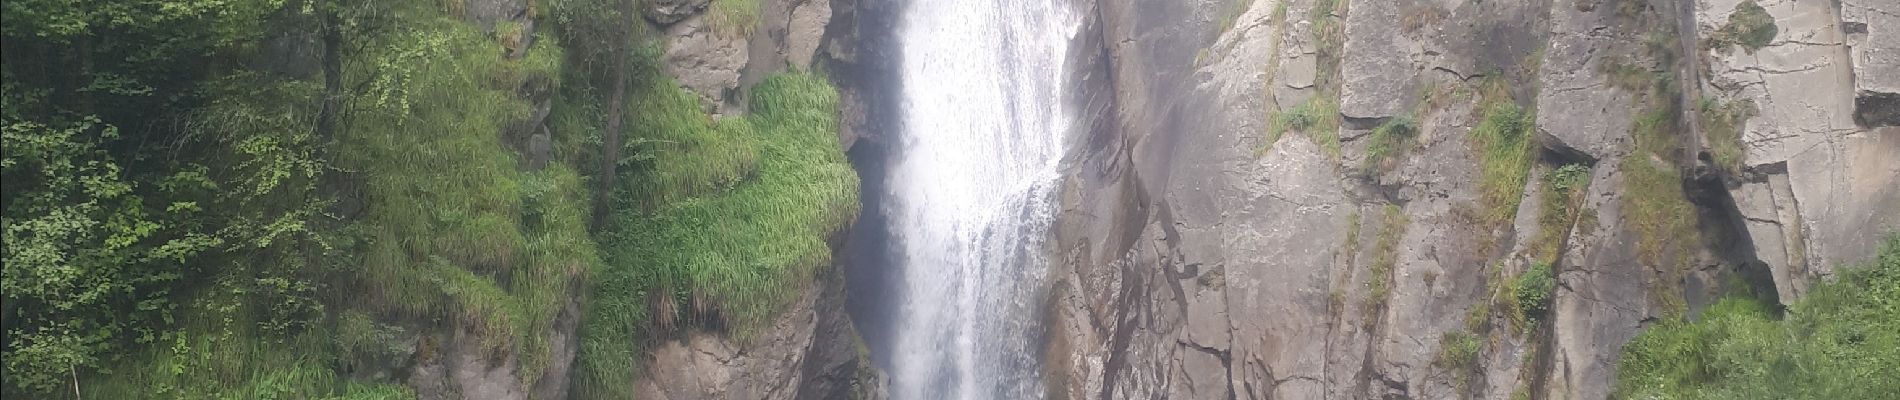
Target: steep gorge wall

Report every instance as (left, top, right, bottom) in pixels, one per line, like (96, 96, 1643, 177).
(1046, 0, 1898, 400)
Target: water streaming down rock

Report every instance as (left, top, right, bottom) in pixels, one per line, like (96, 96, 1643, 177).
(886, 0, 1080, 398)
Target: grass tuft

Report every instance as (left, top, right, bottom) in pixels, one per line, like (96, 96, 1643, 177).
(1698, 97, 1755, 176)
(707, 0, 763, 38)
(1468, 97, 1538, 236)
(1364, 204, 1407, 313)
(1363, 115, 1418, 172)
(1436, 330, 1484, 394)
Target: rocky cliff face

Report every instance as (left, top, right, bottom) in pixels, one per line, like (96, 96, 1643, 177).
(1046, 1, 1897, 400)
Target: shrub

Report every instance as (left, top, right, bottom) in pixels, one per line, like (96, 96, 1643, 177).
(1513, 262, 1556, 327)
(1615, 235, 1900, 399)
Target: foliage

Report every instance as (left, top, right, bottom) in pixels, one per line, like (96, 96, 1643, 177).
(1707, 0, 1777, 54)
(1615, 236, 1900, 399)
(1529, 163, 1591, 268)
(1512, 261, 1556, 327)
(336, 9, 592, 389)
(4, 0, 600, 397)
(1468, 96, 1538, 233)
(578, 72, 857, 398)
(1623, 101, 1698, 317)
(1215, 0, 1258, 37)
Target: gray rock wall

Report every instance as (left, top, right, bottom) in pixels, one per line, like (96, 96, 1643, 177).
(1046, 0, 1896, 399)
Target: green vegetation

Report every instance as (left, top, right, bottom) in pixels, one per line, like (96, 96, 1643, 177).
(1707, 0, 1777, 54)
(1468, 95, 1539, 234)
(1511, 261, 1556, 328)
(1363, 115, 1418, 172)
(1436, 330, 1484, 393)
(3, 0, 853, 398)
(1698, 97, 1755, 176)
(709, 0, 764, 37)
(1215, 0, 1258, 37)
(577, 72, 856, 398)
(1266, 95, 1344, 156)
(1624, 100, 1700, 317)
(1364, 204, 1407, 313)
(1616, 236, 1900, 399)
(1532, 164, 1591, 263)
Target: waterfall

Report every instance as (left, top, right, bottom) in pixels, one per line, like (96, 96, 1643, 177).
(887, 0, 1080, 398)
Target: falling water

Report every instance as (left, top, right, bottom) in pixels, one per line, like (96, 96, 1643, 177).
(887, 0, 1080, 399)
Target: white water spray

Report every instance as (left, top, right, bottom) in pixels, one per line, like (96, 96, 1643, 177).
(887, 0, 1080, 399)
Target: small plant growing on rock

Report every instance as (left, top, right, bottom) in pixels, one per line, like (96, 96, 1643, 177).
(1363, 115, 1418, 173)
(1513, 261, 1556, 328)
(1698, 97, 1756, 176)
(1436, 330, 1484, 393)
(1707, 0, 1777, 54)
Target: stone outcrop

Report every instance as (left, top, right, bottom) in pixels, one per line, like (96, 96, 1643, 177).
(1698, 0, 1900, 305)
(663, 15, 750, 114)
(1338, 0, 1414, 121)
(1844, 0, 1899, 126)
(634, 274, 886, 400)
(659, 0, 836, 115)
(1045, 0, 1895, 399)
(646, 0, 714, 25)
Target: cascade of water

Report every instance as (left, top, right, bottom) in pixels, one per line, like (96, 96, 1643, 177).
(886, 0, 1080, 398)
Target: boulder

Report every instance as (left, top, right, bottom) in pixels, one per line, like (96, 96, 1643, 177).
(1338, 0, 1415, 121)
(646, 0, 714, 25)
(663, 15, 750, 114)
(1844, 0, 1900, 126)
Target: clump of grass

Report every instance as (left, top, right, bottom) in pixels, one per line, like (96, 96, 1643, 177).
(622, 76, 762, 208)
(1599, 56, 1658, 92)
(84, 273, 415, 399)
(1264, 93, 1343, 156)
(1215, 0, 1258, 37)
(707, 0, 763, 38)
(1399, 5, 1447, 34)
(1698, 97, 1755, 176)
(1363, 115, 1418, 172)
(1468, 97, 1538, 234)
(1436, 330, 1484, 393)
(1365, 204, 1407, 313)
(1706, 0, 1777, 54)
